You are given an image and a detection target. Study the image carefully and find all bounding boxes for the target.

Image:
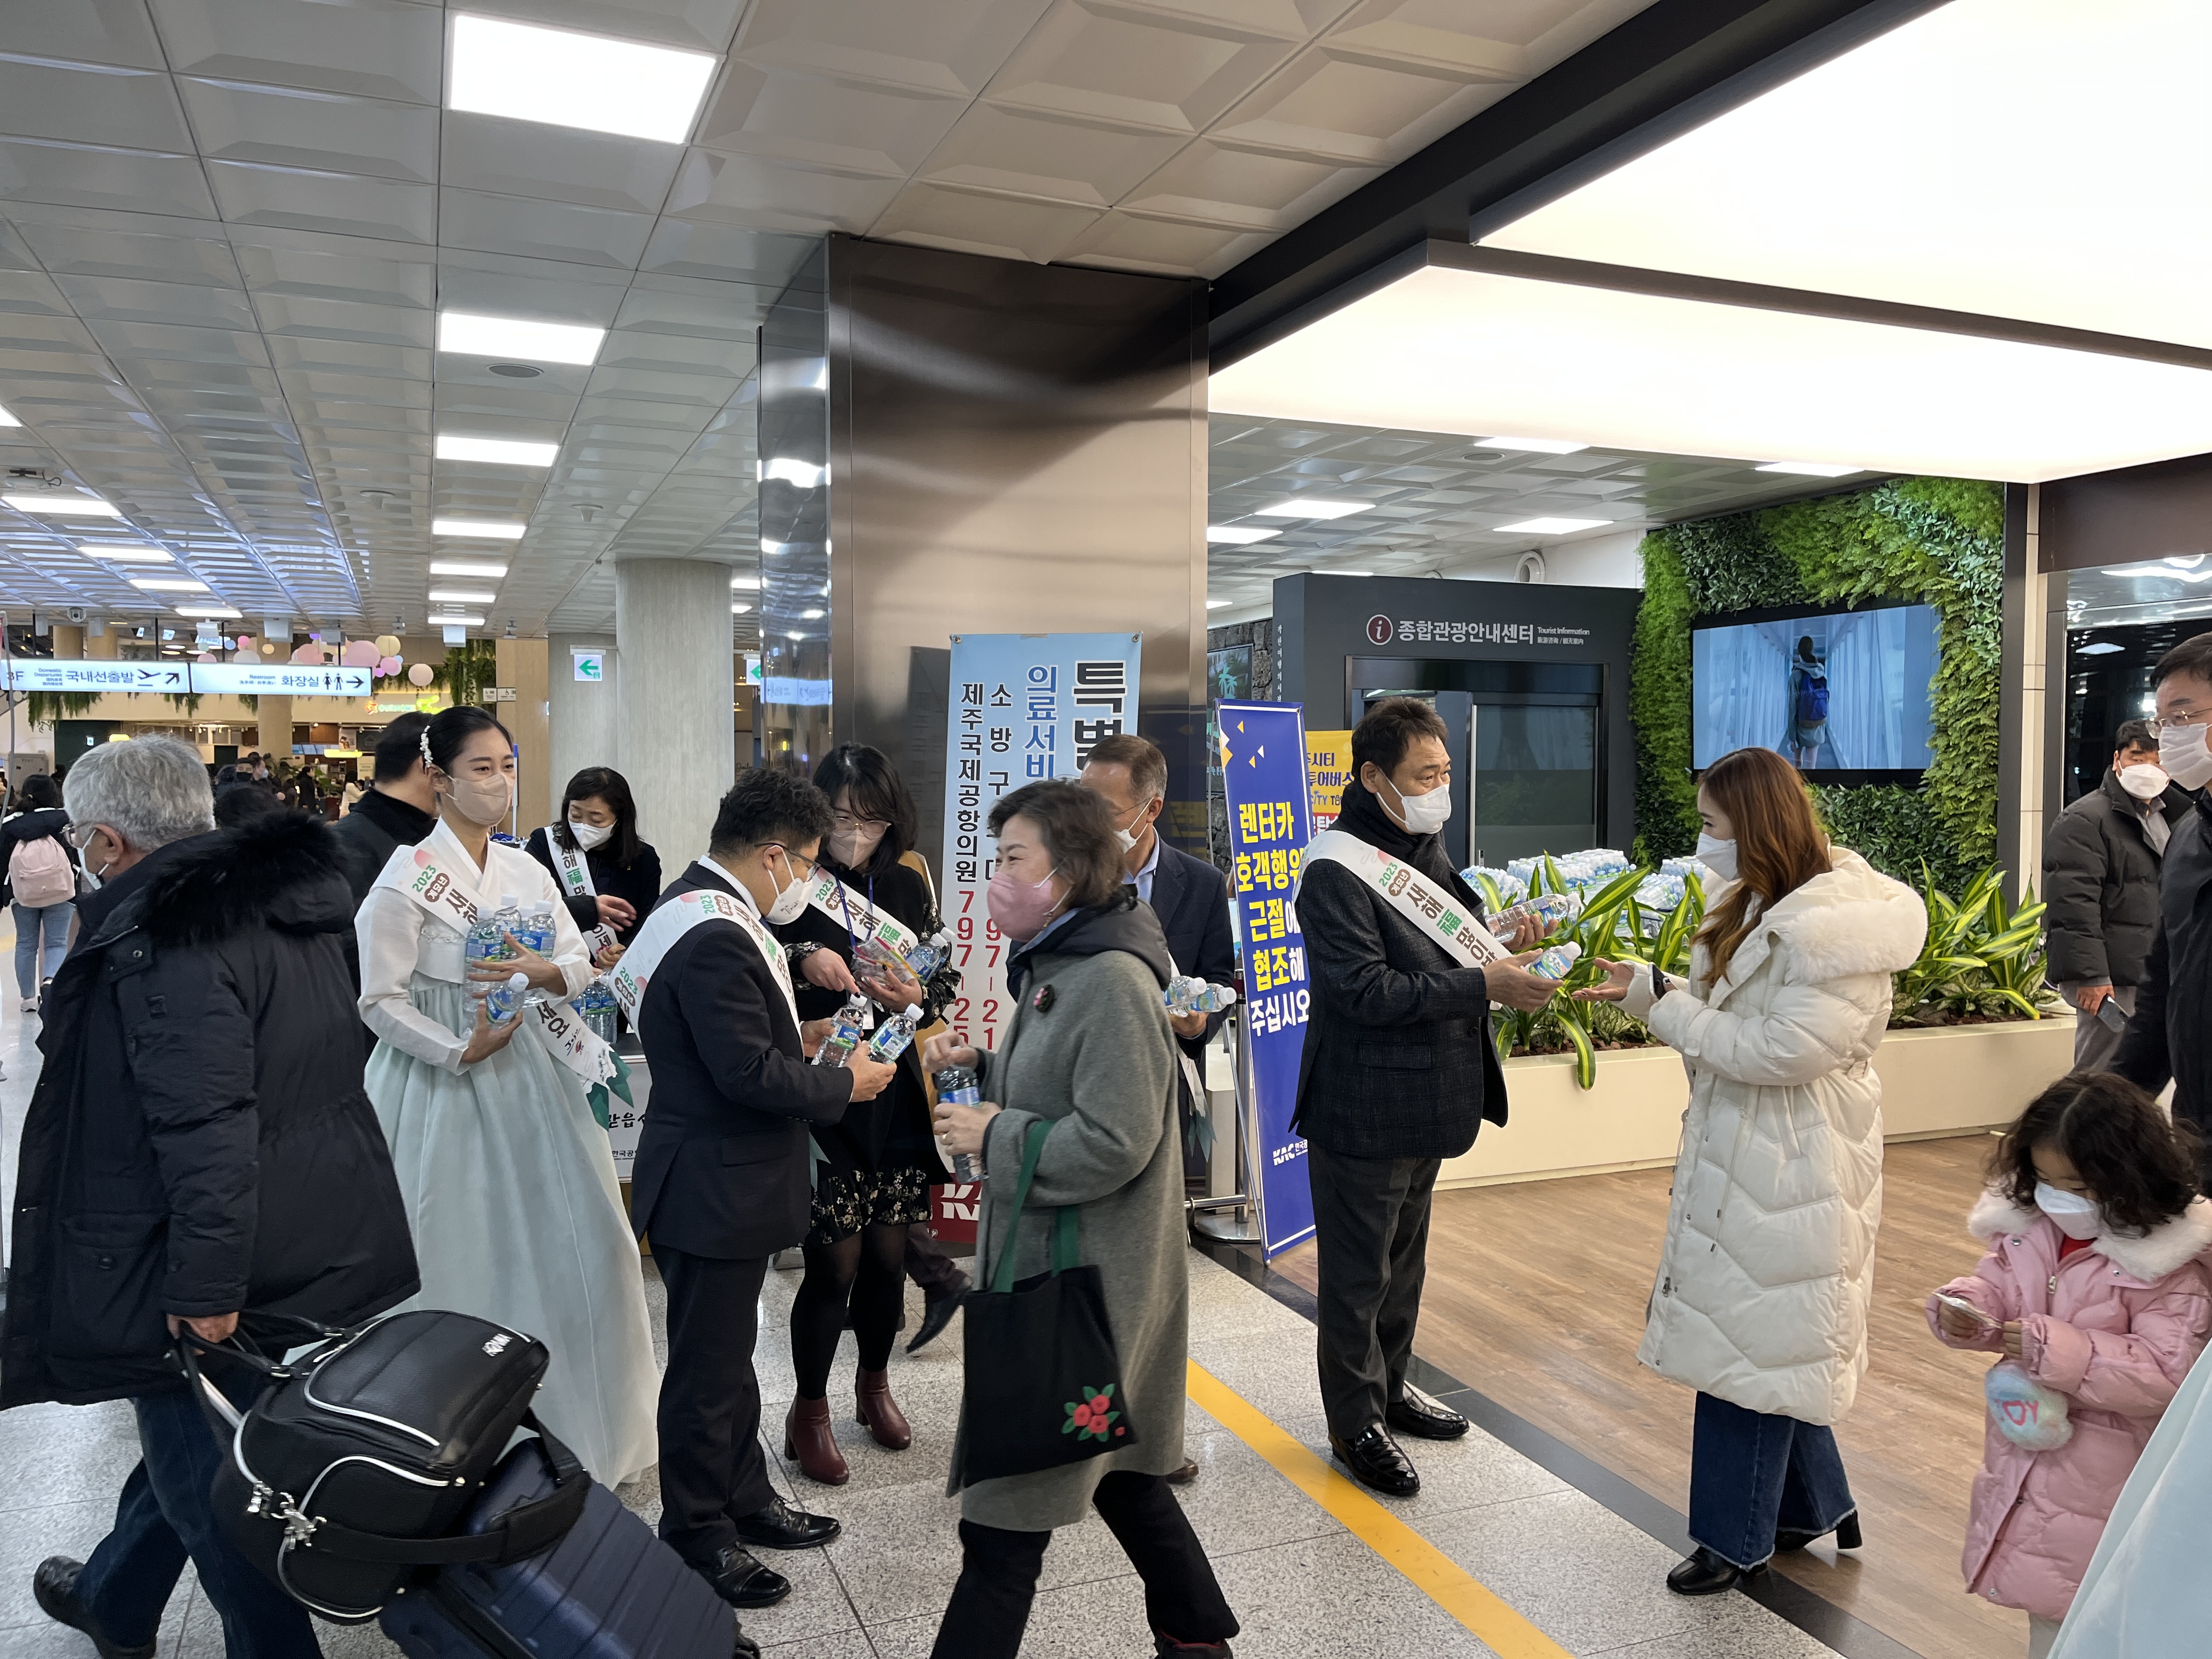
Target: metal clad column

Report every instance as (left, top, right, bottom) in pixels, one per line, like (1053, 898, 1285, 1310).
(616, 560, 736, 873)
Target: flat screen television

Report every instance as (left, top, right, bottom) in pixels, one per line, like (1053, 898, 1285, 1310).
(1691, 599, 1940, 780)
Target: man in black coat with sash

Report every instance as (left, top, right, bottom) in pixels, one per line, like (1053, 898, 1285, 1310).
(1293, 699, 1555, 1497)
(629, 769, 894, 1609)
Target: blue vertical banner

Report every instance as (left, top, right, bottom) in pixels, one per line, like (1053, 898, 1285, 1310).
(941, 631, 1142, 1057)
(1217, 701, 1316, 1257)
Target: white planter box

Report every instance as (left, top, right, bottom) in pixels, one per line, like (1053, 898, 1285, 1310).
(1437, 1016, 2078, 1189)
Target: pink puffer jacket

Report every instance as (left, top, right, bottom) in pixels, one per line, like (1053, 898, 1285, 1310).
(1927, 1192, 2212, 1622)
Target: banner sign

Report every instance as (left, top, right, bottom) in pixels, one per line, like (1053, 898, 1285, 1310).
(6, 661, 183, 692)
(1305, 729, 1352, 832)
(940, 630, 1140, 1054)
(0, 659, 373, 697)
(1217, 700, 1317, 1257)
(186, 662, 374, 696)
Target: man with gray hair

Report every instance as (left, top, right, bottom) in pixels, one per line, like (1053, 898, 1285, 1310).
(5, 736, 418, 1659)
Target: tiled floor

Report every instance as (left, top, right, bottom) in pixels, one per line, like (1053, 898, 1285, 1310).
(0, 949, 1853, 1659)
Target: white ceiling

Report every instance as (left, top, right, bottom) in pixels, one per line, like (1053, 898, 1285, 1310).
(0, 0, 1655, 639)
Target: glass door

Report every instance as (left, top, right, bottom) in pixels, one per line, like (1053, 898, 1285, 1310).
(1470, 702, 1599, 867)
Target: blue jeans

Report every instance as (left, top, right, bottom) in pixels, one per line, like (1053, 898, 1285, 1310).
(72, 1378, 321, 1659)
(14, 899, 71, 997)
(1688, 1391, 1856, 1570)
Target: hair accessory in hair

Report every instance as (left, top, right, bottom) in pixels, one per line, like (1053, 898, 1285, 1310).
(419, 728, 435, 769)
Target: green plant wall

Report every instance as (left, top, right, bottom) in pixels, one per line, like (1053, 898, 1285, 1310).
(1632, 477, 2004, 890)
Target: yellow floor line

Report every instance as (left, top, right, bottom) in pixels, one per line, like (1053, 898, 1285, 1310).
(1186, 1361, 1573, 1659)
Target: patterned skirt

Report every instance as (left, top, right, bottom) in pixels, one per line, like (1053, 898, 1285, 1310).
(809, 1159, 935, 1246)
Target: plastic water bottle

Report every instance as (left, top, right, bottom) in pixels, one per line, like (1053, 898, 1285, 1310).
(814, 992, 871, 1068)
(933, 1064, 984, 1183)
(578, 980, 618, 1045)
(1528, 941, 1583, 981)
(1165, 975, 1237, 1015)
(520, 901, 555, 956)
(462, 911, 517, 1026)
(866, 1003, 923, 1063)
(904, 930, 951, 980)
(1496, 891, 1578, 935)
(484, 971, 529, 1024)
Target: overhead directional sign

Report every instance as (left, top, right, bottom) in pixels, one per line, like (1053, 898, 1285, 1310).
(0, 659, 375, 696)
(5, 661, 184, 693)
(187, 662, 374, 696)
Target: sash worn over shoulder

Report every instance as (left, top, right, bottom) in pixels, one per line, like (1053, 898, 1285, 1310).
(378, 845, 618, 1088)
(547, 833, 619, 955)
(803, 867, 923, 961)
(609, 887, 799, 1037)
(1297, 829, 1508, 969)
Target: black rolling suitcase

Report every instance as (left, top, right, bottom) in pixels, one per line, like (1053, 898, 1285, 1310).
(378, 1436, 752, 1659)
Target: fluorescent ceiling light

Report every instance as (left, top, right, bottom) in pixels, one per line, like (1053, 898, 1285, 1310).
(4, 493, 120, 516)
(730, 575, 760, 590)
(428, 560, 507, 578)
(448, 13, 716, 145)
(1495, 517, 1612, 535)
(436, 435, 560, 468)
(0, 403, 18, 427)
(129, 577, 209, 592)
(1757, 461, 1863, 478)
(437, 311, 605, 366)
(1318, 568, 1375, 577)
(1206, 598, 1234, 608)
(2077, 641, 2124, 654)
(1476, 436, 1588, 454)
(428, 589, 497, 603)
(759, 458, 826, 489)
(1482, 0, 2212, 351)
(1256, 499, 1363, 519)
(785, 630, 805, 640)
(2166, 555, 2206, 568)
(1206, 525, 1279, 545)
(799, 608, 826, 619)
(433, 518, 526, 539)
(731, 603, 752, 614)
(80, 544, 170, 562)
(176, 605, 240, 619)
(431, 613, 486, 626)
(1208, 261, 2212, 483)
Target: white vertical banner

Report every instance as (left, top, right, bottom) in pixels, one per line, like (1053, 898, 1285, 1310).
(940, 631, 1141, 1053)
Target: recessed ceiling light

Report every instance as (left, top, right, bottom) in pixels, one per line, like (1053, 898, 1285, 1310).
(4, 493, 121, 517)
(489, 363, 543, 379)
(437, 311, 605, 366)
(428, 560, 507, 578)
(80, 544, 171, 563)
(129, 577, 209, 592)
(2076, 641, 2124, 655)
(432, 518, 526, 539)
(732, 603, 753, 614)
(175, 605, 241, 619)
(1256, 499, 1364, 519)
(731, 575, 760, 590)
(1476, 436, 1588, 454)
(1494, 517, 1613, 534)
(1756, 461, 1863, 478)
(785, 630, 805, 641)
(431, 613, 486, 627)
(1318, 568, 1375, 577)
(447, 13, 718, 144)
(428, 589, 497, 603)
(1206, 598, 1234, 608)
(0, 403, 18, 427)
(799, 607, 826, 619)
(1205, 525, 1279, 544)
(436, 435, 560, 468)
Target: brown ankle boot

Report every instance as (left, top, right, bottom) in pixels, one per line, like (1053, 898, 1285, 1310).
(855, 1367, 912, 1451)
(783, 1395, 849, 1485)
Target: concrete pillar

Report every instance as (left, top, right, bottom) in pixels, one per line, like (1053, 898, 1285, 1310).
(256, 695, 294, 760)
(86, 625, 117, 660)
(616, 560, 735, 871)
(495, 636, 550, 830)
(50, 624, 83, 658)
(550, 631, 618, 821)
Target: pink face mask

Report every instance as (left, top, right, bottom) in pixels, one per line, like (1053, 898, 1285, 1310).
(987, 864, 1064, 941)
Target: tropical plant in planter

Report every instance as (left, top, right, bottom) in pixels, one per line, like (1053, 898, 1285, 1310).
(1889, 865, 2061, 1025)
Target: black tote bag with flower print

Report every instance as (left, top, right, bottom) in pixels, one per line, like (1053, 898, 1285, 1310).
(957, 1118, 1137, 1488)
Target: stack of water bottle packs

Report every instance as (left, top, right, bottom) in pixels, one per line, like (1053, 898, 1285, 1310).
(458, 894, 557, 1033)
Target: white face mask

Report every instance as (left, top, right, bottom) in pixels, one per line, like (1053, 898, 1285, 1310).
(2035, 1181, 2104, 1240)
(1381, 775, 1452, 835)
(567, 819, 612, 850)
(762, 850, 812, 924)
(1695, 832, 1739, 883)
(2118, 763, 2170, 802)
(1110, 799, 1155, 855)
(2158, 721, 2212, 791)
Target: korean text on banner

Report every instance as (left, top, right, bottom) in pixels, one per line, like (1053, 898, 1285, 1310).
(1305, 730, 1352, 833)
(940, 632, 1142, 1056)
(1219, 701, 1317, 1257)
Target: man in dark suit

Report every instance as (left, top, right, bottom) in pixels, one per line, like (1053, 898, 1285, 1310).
(630, 769, 896, 1610)
(1293, 698, 1554, 1498)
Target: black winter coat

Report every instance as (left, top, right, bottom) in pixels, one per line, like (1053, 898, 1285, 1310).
(1, 810, 419, 1407)
(2042, 769, 2186, 987)
(1292, 781, 1506, 1161)
(523, 825, 662, 948)
(2114, 792, 2212, 1170)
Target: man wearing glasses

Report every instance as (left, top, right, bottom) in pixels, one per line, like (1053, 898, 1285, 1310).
(628, 769, 895, 1611)
(2113, 633, 2212, 1183)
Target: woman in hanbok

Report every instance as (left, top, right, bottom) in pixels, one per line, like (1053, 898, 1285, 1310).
(357, 706, 658, 1484)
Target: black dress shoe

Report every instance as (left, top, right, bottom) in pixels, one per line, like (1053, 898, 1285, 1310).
(693, 1545, 789, 1609)
(730, 1495, 841, 1550)
(907, 1291, 963, 1355)
(1386, 1393, 1470, 1441)
(1165, 1458, 1199, 1485)
(1776, 1511, 1863, 1554)
(33, 1558, 156, 1659)
(1666, 1547, 1767, 1596)
(1329, 1424, 1419, 1497)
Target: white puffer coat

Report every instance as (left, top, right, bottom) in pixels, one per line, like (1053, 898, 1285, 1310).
(1626, 848, 1927, 1425)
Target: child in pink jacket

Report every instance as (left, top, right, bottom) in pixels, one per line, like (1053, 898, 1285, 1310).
(1928, 1072, 2212, 1657)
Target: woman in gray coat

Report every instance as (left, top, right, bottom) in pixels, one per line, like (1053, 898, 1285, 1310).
(925, 780, 1238, 1659)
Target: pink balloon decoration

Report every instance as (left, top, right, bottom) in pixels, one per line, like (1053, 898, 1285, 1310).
(232, 634, 255, 654)
(405, 663, 435, 688)
(341, 639, 381, 667)
(291, 643, 320, 664)
(379, 654, 402, 676)
(196, 652, 217, 664)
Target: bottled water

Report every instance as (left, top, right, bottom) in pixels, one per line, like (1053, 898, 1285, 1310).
(577, 980, 619, 1045)
(1494, 891, 1579, 935)
(813, 992, 871, 1068)
(484, 971, 529, 1024)
(1527, 941, 1583, 981)
(859, 928, 951, 985)
(494, 892, 521, 937)
(1165, 975, 1237, 1015)
(865, 1003, 924, 1063)
(933, 1064, 984, 1183)
(520, 901, 555, 957)
(905, 930, 951, 980)
(462, 909, 518, 1027)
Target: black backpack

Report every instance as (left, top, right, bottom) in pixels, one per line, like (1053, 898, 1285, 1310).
(180, 1310, 588, 1623)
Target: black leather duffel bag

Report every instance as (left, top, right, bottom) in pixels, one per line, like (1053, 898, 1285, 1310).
(180, 1309, 588, 1623)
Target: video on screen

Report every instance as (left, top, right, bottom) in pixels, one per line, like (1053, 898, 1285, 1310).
(1692, 605, 1939, 773)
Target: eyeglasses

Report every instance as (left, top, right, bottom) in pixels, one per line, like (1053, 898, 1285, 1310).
(768, 844, 818, 882)
(831, 810, 888, 832)
(2148, 709, 2212, 736)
